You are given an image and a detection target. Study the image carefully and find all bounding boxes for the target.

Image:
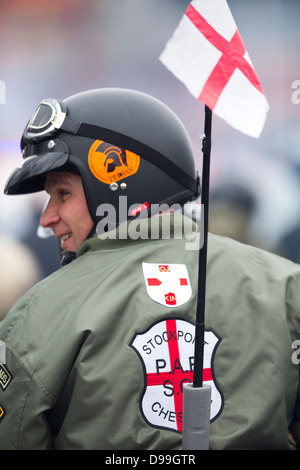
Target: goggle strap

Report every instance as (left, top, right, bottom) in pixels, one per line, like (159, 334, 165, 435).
(60, 115, 82, 134)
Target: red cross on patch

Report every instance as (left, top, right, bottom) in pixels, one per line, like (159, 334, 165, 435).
(130, 318, 223, 432)
(142, 263, 192, 308)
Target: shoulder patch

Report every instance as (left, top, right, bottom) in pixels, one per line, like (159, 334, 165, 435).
(0, 404, 5, 422)
(0, 364, 12, 391)
(142, 263, 192, 308)
(130, 318, 223, 433)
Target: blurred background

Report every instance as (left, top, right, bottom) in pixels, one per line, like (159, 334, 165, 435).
(0, 0, 300, 317)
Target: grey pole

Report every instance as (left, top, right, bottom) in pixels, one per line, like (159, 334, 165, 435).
(182, 383, 211, 450)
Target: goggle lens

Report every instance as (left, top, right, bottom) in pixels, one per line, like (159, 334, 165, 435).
(30, 102, 55, 130)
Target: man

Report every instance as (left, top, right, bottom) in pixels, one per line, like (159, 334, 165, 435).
(40, 171, 94, 254)
(0, 88, 300, 450)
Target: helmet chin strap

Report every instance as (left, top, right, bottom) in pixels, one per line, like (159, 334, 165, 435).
(61, 250, 76, 266)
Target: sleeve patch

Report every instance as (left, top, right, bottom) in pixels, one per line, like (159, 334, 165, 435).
(0, 364, 12, 391)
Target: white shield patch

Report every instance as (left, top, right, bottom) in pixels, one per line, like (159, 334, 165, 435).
(130, 318, 223, 433)
(142, 262, 192, 308)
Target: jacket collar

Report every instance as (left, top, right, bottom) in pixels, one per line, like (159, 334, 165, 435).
(77, 213, 199, 257)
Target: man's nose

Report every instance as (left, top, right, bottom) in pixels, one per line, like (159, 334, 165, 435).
(40, 199, 60, 228)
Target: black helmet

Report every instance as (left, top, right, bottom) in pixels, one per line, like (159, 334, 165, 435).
(5, 88, 199, 231)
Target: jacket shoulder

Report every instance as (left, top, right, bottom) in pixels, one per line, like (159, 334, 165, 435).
(208, 232, 300, 274)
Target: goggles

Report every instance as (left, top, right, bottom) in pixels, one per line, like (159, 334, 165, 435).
(22, 98, 78, 146)
(24, 98, 67, 140)
(21, 98, 199, 196)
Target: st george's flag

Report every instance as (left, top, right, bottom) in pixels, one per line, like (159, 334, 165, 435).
(159, 0, 269, 138)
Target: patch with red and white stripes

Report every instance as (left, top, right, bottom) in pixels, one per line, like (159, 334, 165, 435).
(142, 263, 192, 308)
(130, 318, 223, 433)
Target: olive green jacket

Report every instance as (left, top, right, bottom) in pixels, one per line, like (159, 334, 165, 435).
(0, 215, 300, 449)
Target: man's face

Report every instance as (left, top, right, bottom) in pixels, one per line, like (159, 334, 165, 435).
(40, 171, 94, 253)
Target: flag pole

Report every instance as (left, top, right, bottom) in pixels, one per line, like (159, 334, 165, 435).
(194, 104, 212, 388)
(182, 105, 212, 450)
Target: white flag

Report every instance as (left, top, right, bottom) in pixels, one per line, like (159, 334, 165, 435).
(159, 0, 269, 138)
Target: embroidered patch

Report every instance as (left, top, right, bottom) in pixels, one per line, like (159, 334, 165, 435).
(88, 139, 140, 184)
(142, 263, 192, 308)
(130, 318, 223, 433)
(0, 404, 5, 422)
(0, 364, 12, 391)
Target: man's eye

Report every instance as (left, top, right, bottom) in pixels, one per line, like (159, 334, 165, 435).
(59, 190, 70, 198)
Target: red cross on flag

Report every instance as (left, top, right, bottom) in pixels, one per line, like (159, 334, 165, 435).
(159, 0, 269, 138)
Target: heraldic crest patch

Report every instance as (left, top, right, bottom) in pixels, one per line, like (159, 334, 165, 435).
(130, 318, 223, 433)
(142, 262, 192, 308)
